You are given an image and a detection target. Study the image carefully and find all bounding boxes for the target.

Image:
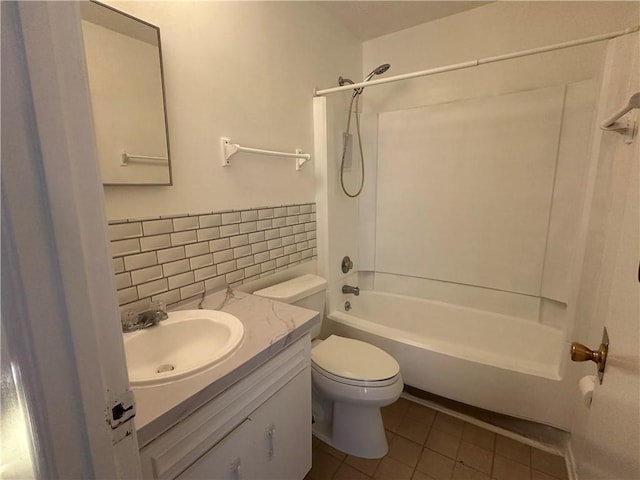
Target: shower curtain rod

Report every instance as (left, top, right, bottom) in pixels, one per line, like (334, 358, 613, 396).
(314, 26, 640, 97)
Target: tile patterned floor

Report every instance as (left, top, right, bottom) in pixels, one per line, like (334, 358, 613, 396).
(306, 398, 568, 480)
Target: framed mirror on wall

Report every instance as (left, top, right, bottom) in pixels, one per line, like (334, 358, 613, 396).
(80, 1, 172, 186)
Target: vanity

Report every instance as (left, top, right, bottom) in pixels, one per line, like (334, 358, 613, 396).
(131, 289, 319, 479)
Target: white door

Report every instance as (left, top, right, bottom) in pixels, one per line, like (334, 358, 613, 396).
(569, 33, 639, 480)
(2, 2, 141, 477)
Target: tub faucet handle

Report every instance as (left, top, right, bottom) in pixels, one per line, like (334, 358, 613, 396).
(342, 285, 360, 296)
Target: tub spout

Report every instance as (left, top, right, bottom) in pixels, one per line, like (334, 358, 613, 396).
(342, 285, 360, 296)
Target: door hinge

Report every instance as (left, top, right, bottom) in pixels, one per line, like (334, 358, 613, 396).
(106, 389, 136, 444)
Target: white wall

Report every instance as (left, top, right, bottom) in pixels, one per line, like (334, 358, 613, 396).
(356, 1, 638, 330)
(100, 1, 361, 220)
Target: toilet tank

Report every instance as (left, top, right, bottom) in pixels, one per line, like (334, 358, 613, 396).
(253, 274, 327, 338)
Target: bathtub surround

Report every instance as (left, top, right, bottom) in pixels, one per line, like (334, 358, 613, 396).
(109, 203, 316, 313)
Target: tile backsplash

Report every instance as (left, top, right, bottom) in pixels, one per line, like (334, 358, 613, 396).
(109, 203, 317, 312)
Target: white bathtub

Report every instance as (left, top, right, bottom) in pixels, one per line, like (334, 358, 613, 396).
(325, 290, 575, 429)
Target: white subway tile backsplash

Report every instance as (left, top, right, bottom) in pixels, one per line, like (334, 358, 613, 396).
(248, 231, 265, 244)
(113, 257, 125, 274)
(109, 222, 142, 241)
(110, 203, 316, 309)
(131, 265, 163, 285)
(230, 234, 249, 248)
(239, 221, 257, 234)
(256, 219, 272, 230)
(258, 208, 274, 219)
(173, 216, 199, 231)
(185, 242, 209, 258)
(226, 270, 244, 283)
(311, 205, 316, 213)
(197, 227, 220, 242)
(163, 259, 190, 277)
(254, 251, 270, 263)
(143, 219, 173, 236)
(222, 212, 241, 224)
(171, 230, 197, 246)
(137, 278, 168, 298)
(205, 275, 226, 292)
(272, 217, 286, 228)
(220, 224, 240, 237)
(237, 255, 254, 269)
(168, 272, 195, 290)
(152, 289, 181, 306)
(217, 260, 237, 274)
(233, 245, 252, 258)
(310, 213, 316, 221)
(115, 272, 132, 290)
(157, 246, 185, 264)
(199, 214, 222, 227)
(213, 249, 234, 264)
(180, 282, 204, 299)
(241, 210, 258, 222)
(140, 234, 171, 252)
(124, 251, 157, 271)
(209, 238, 231, 252)
(190, 253, 213, 269)
(118, 287, 138, 305)
(269, 248, 284, 259)
(194, 265, 217, 281)
(111, 238, 141, 257)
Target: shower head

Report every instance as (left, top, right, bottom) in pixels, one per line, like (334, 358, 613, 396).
(363, 63, 391, 82)
(353, 63, 391, 96)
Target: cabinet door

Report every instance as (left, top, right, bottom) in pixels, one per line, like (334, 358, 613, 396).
(177, 367, 311, 480)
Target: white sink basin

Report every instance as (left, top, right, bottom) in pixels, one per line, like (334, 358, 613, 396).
(124, 310, 244, 386)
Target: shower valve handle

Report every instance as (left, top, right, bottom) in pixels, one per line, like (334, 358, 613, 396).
(570, 342, 608, 372)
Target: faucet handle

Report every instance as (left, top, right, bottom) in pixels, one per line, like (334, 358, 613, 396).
(121, 310, 138, 331)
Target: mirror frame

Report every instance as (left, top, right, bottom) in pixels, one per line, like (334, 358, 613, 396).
(82, 1, 173, 186)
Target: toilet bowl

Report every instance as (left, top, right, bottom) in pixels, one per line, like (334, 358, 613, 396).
(253, 274, 403, 458)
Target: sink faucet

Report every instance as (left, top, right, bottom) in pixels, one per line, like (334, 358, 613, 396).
(122, 308, 168, 332)
(342, 285, 360, 296)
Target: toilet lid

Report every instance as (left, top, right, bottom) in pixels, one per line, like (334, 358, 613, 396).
(311, 335, 400, 382)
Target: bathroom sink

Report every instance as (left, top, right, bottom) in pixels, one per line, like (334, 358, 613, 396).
(123, 310, 244, 386)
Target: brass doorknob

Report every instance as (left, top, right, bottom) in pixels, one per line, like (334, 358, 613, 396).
(570, 342, 608, 372)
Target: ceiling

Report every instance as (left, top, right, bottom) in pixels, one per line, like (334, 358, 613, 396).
(315, 1, 491, 41)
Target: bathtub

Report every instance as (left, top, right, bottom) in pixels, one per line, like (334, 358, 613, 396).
(325, 290, 575, 430)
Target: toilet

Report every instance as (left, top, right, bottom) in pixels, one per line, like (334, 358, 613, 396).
(253, 274, 403, 458)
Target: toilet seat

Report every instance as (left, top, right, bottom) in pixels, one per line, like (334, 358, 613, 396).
(311, 335, 400, 387)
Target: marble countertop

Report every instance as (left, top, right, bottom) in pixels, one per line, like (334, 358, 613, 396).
(132, 288, 319, 447)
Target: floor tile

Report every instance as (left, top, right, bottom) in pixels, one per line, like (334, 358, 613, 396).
(397, 415, 433, 445)
(307, 448, 342, 480)
(312, 435, 347, 461)
(334, 463, 371, 480)
(406, 403, 438, 425)
(382, 407, 406, 432)
(412, 470, 433, 480)
(492, 454, 532, 480)
(531, 449, 567, 479)
(456, 441, 493, 475)
(416, 448, 455, 480)
(495, 435, 531, 466)
(532, 469, 560, 480)
(388, 435, 423, 468)
(345, 454, 382, 477)
(462, 423, 496, 452)
(433, 413, 465, 438)
(452, 463, 491, 480)
(426, 428, 462, 459)
(374, 456, 414, 480)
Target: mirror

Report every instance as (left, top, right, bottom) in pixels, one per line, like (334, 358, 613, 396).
(80, 1, 172, 185)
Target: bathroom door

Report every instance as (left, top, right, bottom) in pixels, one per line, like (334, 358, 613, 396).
(569, 33, 639, 480)
(3, 2, 141, 478)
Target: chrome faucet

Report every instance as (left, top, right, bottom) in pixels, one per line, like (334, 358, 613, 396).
(121, 308, 168, 332)
(342, 285, 360, 296)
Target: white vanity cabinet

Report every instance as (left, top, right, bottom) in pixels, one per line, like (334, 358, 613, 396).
(139, 335, 311, 480)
